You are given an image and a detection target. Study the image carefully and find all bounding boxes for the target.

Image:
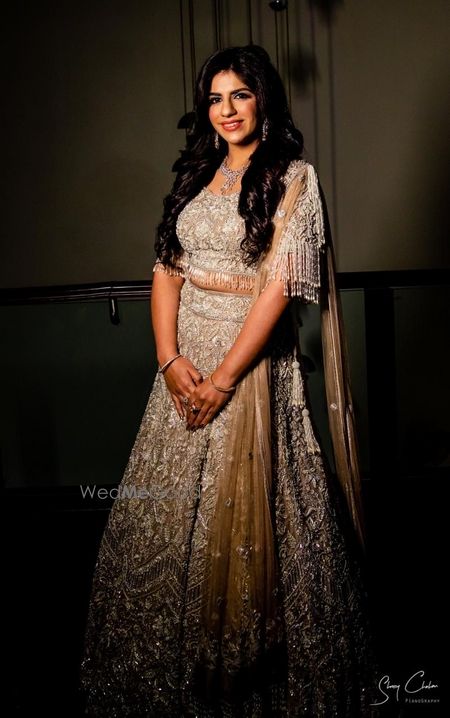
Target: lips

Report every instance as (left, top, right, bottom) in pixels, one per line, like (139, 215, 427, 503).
(221, 120, 243, 131)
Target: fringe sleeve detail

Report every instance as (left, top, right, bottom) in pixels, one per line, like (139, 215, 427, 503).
(152, 252, 187, 279)
(266, 163, 326, 303)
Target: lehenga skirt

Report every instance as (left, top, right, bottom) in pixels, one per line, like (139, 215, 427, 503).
(80, 278, 380, 717)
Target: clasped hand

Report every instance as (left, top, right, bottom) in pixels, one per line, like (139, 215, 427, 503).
(162, 356, 232, 430)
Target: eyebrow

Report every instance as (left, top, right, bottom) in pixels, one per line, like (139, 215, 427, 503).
(208, 87, 252, 95)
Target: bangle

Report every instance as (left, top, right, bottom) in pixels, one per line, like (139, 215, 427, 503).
(158, 353, 182, 374)
(208, 371, 236, 393)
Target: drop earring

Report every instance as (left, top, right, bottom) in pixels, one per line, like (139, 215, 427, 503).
(214, 132, 219, 149)
(261, 119, 269, 141)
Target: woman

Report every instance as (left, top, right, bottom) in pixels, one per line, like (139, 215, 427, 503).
(81, 45, 379, 717)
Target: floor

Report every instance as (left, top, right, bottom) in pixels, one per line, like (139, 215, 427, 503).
(4, 478, 445, 717)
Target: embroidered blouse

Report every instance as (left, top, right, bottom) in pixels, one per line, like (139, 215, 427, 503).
(152, 159, 326, 304)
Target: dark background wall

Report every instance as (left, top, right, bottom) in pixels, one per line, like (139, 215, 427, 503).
(2, 2, 449, 716)
(2, 0, 449, 289)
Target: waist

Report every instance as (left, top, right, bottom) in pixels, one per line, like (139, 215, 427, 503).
(179, 278, 253, 323)
(184, 261, 256, 296)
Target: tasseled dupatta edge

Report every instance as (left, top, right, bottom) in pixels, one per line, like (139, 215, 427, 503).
(265, 163, 326, 302)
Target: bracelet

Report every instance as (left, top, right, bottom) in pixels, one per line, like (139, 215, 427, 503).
(208, 371, 236, 393)
(158, 353, 182, 374)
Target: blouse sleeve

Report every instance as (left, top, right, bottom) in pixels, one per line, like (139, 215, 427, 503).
(265, 162, 326, 303)
(152, 251, 187, 279)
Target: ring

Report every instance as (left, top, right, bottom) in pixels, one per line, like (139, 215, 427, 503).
(190, 404, 200, 414)
(181, 397, 189, 405)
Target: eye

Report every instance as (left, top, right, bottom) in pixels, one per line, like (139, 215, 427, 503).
(233, 92, 251, 99)
(208, 96, 221, 105)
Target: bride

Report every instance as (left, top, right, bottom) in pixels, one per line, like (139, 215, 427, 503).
(81, 44, 379, 717)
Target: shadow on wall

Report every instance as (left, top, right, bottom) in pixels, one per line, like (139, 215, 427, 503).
(378, 74, 450, 270)
(311, 0, 345, 21)
(289, 0, 344, 94)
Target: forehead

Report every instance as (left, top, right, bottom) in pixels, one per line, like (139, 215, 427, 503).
(209, 70, 249, 93)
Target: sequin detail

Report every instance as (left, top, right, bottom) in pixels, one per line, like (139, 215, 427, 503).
(81, 159, 380, 717)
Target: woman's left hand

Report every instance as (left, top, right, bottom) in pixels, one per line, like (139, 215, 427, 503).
(185, 376, 233, 430)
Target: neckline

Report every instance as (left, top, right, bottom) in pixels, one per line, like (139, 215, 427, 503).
(202, 186, 240, 198)
(201, 158, 306, 198)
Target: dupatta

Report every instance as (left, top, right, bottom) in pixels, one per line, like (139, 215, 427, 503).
(192, 161, 366, 704)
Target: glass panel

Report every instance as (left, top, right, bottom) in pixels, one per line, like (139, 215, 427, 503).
(394, 285, 450, 474)
(0, 287, 384, 488)
(1, 300, 156, 488)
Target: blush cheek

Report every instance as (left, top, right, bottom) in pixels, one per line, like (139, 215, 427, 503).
(208, 108, 217, 126)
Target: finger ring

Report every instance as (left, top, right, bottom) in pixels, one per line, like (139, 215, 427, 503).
(190, 404, 200, 414)
(181, 397, 189, 405)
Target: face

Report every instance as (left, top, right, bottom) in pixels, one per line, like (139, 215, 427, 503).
(208, 70, 259, 146)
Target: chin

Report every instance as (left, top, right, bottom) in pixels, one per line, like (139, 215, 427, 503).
(228, 136, 248, 144)
(226, 133, 252, 144)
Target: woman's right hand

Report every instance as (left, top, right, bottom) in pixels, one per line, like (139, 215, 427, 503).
(162, 356, 203, 419)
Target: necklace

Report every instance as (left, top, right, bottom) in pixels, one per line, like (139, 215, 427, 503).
(219, 156, 250, 195)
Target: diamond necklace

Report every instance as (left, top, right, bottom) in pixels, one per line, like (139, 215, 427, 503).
(219, 156, 250, 195)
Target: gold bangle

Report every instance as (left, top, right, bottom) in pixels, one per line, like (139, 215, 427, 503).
(158, 353, 182, 374)
(208, 372, 236, 393)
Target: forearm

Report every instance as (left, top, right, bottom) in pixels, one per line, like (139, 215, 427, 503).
(213, 280, 292, 386)
(150, 271, 184, 366)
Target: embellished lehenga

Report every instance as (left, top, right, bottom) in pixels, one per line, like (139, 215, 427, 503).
(80, 160, 379, 717)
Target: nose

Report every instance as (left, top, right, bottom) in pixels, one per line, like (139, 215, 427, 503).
(220, 96, 237, 118)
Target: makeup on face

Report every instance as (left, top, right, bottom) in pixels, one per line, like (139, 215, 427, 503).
(208, 71, 258, 146)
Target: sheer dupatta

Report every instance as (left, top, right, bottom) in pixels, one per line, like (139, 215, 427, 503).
(192, 162, 366, 705)
(320, 239, 366, 552)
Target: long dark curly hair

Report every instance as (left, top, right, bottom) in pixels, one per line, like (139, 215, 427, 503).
(155, 44, 304, 269)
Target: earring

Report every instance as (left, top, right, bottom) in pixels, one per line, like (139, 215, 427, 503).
(214, 131, 219, 150)
(261, 119, 269, 141)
